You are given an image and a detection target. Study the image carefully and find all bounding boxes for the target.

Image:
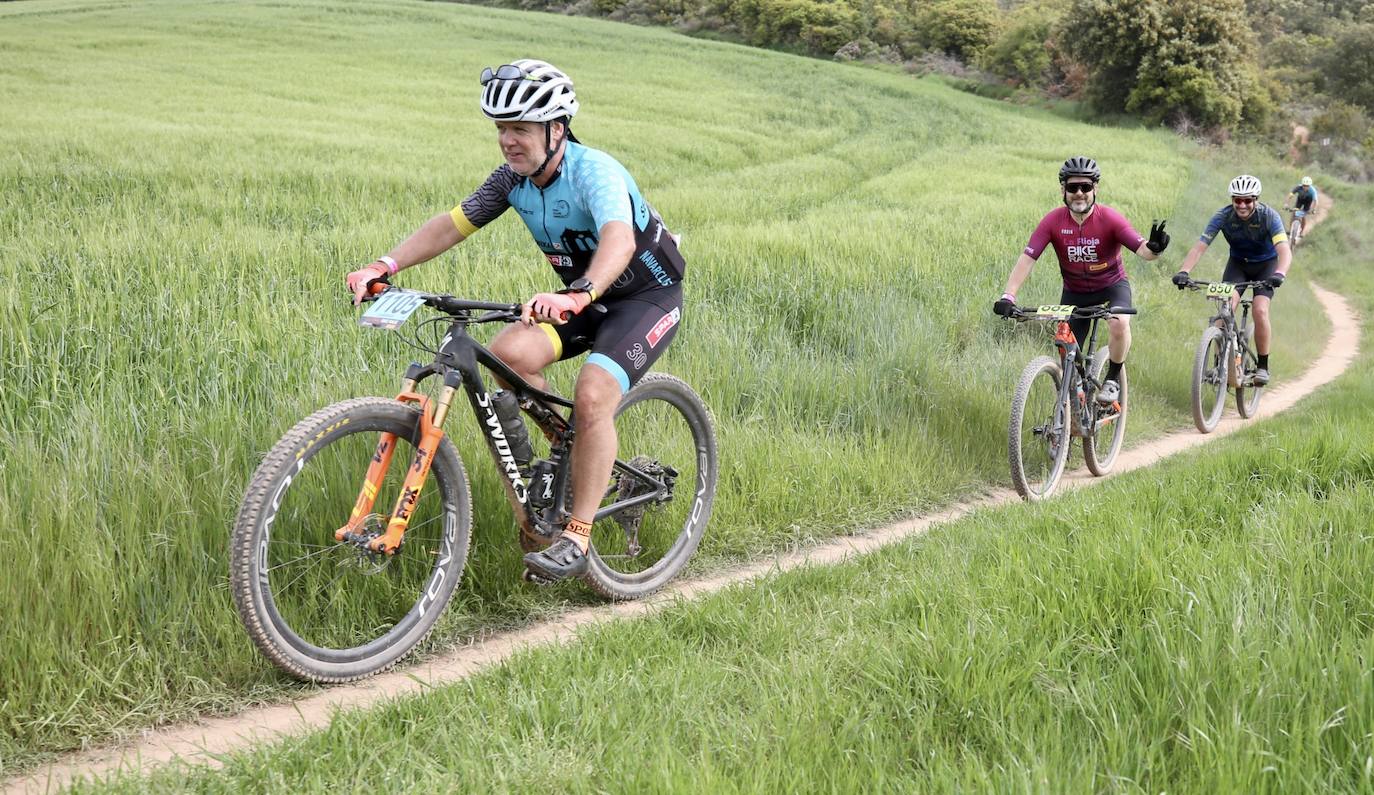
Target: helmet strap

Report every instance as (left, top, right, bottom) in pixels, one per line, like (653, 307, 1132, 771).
(528, 121, 565, 180)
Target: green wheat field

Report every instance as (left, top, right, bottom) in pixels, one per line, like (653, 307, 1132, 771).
(2, 0, 1367, 789)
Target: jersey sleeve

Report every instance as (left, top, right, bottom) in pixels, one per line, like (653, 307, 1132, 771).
(1023, 213, 1054, 259)
(570, 151, 634, 231)
(1266, 207, 1288, 244)
(450, 165, 521, 236)
(1199, 208, 1228, 244)
(1110, 207, 1146, 250)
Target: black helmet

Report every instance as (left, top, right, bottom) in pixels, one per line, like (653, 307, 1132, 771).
(1058, 156, 1100, 184)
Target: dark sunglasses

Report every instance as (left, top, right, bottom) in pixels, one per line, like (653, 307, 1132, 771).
(1232, 197, 1256, 206)
(480, 64, 530, 85)
(1064, 182, 1096, 194)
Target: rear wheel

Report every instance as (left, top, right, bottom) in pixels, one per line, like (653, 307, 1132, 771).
(1236, 326, 1264, 419)
(1190, 326, 1230, 433)
(230, 398, 473, 682)
(1009, 355, 1070, 501)
(1083, 348, 1127, 476)
(582, 373, 718, 600)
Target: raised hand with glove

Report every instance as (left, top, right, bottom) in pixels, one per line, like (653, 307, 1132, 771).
(1145, 220, 1170, 254)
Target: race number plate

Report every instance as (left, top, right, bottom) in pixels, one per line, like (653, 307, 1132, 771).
(360, 288, 426, 330)
(1035, 304, 1074, 319)
(1207, 283, 1235, 297)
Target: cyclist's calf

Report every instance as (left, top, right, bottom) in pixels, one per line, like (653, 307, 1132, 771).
(1107, 314, 1132, 361)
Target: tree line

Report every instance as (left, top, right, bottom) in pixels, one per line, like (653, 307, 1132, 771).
(467, 0, 1374, 179)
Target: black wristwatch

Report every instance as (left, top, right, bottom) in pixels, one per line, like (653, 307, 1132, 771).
(558, 277, 598, 300)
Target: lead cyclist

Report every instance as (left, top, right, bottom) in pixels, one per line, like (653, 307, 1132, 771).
(344, 59, 688, 582)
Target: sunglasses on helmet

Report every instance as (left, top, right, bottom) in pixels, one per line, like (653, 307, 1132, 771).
(479, 64, 532, 85)
(1064, 181, 1096, 194)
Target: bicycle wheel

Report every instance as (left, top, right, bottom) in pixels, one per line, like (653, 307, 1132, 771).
(1236, 328, 1264, 420)
(1083, 348, 1127, 476)
(583, 373, 718, 600)
(1009, 355, 1071, 501)
(1289, 217, 1302, 247)
(231, 397, 473, 682)
(1190, 326, 1230, 433)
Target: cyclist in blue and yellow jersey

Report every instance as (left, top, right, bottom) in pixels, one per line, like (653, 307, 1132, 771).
(1172, 174, 1292, 386)
(1283, 176, 1319, 238)
(345, 59, 687, 582)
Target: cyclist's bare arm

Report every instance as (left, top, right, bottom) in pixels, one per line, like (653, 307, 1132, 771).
(385, 213, 468, 274)
(1133, 241, 1160, 262)
(1002, 252, 1036, 297)
(348, 214, 467, 303)
(1275, 240, 1292, 275)
(1175, 240, 1210, 275)
(580, 220, 635, 296)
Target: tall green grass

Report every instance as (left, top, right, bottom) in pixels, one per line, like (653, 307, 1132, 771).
(75, 186, 1374, 794)
(0, 0, 1329, 768)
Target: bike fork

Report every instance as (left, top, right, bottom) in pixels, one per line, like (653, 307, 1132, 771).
(335, 381, 456, 555)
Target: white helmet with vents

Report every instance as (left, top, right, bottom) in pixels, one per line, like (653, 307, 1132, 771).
(1228, 174, 1262, 197)
(480, 59, 579, 123)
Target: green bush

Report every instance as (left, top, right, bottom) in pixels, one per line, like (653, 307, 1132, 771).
(1321, 23, 1374, 113)
(1063, 0, 1268, 130)
(915, 0, 1001, 60)
(978, 3, 1063, 87)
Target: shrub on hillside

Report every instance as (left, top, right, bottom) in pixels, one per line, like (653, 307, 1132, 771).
(915, 0, 1000, 60)
(978, 2, 1063, 87)
(1060, 0, 1270, 130)
(1319, 23, 1374, 113)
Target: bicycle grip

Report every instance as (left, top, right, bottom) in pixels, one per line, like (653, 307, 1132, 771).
(1109, 306, 1138, 315)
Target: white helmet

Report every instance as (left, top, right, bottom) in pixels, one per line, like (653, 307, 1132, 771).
(480, 59, 579, 123)
(1228, 174, 1262, 197)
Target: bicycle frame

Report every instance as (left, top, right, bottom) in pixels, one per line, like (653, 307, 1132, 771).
(335, 311, 675, 555)
(1048, 313, 1116, 439)
(1204, 283, 1260, 382)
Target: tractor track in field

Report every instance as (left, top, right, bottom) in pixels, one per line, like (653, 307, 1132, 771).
(7, 283, 1359, 795)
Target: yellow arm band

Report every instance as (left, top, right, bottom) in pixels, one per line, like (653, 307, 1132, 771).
(449, 206, 478, 237)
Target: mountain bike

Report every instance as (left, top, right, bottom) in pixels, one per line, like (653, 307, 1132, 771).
(230, 285, 718, 682)
(1004, 303, 1136, 501)
(1284, 206, 1306, 247)
(1184, 279, 1268, 433)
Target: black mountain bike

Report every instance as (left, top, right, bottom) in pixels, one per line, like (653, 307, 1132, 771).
(1184, 279, 1268, 433)
(1005, 303, 1136, 501)
(230, 286, 718, 682)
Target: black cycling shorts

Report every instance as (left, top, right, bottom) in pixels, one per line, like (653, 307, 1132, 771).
(540, 283, 683, 393)
(1222, 257, 1278, 299)
(1060, 279, 1132, 347)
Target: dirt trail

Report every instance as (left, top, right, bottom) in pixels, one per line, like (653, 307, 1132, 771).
(7, 285, 1360, 795)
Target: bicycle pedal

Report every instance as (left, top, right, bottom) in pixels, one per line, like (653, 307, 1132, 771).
(522, 567, 556, 586)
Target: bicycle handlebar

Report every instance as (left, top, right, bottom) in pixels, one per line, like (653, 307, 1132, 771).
(1184, 279, 1270, 292)
(1011, 304, 1136, 320)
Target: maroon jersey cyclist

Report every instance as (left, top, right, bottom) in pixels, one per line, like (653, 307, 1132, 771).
(993, 156, 1171, 405)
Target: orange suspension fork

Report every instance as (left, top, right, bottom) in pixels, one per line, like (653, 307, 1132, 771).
(334, 383, 459, 555)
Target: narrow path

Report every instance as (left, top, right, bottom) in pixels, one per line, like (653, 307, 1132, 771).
(8, 285, 1360, 795)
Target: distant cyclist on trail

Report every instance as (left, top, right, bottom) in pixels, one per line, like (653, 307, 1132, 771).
(1171, 174, 1291, 387)
(344, 59, 687, 582)
(993, 156, 1170, 405)
(1284, 176, 1319, 238)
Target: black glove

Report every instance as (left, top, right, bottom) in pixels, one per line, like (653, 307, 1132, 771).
(1267, 272, 1286, 289)
(1171, 271, 1190, 290)
(993, 297, 1016, 317)
(1145, 219, 1170, 254)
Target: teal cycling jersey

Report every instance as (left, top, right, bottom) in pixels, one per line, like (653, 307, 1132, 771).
(1200, 203, 1288, 264)
(450, 142, 685, 298)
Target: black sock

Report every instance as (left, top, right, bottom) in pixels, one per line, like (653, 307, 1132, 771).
(1258, 354, 1269, 369)
(1106, 361, 1123, 382)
